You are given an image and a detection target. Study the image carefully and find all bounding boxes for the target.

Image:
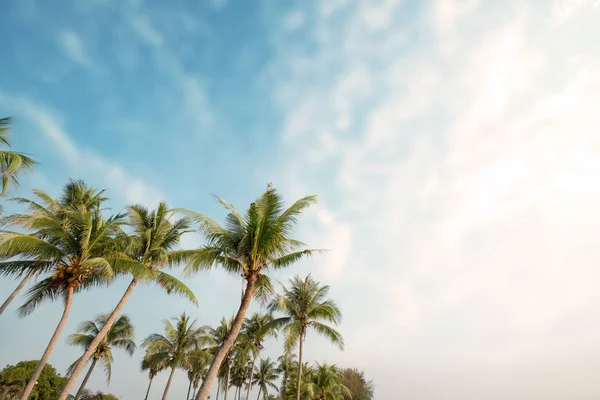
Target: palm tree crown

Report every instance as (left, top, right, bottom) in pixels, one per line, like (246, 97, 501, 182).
(0, 116, 37, 196)
(68, 313, 136, 383)
(253, 357, 280, 400)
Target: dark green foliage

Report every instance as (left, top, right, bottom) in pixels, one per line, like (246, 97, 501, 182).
(0, 360, 66, 400)
(340, 368, 374, 400)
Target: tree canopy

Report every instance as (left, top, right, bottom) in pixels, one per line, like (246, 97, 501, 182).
(0, 360, 66, 400)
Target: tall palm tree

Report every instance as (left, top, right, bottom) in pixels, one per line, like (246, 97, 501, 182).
(141, 345, 169, 400)
(67, 313, 136, 399)
(0, 181, 125, 400)
(276, 352, 296, 399)
(58, 202, 197, 400)
(0, 180, 107, 316)
(307, 364, 351, 400)
(269, 275, 344, 400)
(244, 313, 278, 400)
(201, 317, 234, 400)
(252, 357, 279, 400)
(0, 116, 37, 197)
(142, 313, 204, 400)
(179, 186, 320, 400)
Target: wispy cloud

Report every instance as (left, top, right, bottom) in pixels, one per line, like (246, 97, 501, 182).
(0, 91, 163, 207)
(270, 0, 600, 397)
(58, 29, 92, 68)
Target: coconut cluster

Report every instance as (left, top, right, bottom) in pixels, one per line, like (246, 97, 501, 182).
(50, 264, 94, 287)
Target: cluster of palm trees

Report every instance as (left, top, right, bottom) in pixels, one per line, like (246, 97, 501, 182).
(0, 118, 348, 400)
(139, 275, 343, 400)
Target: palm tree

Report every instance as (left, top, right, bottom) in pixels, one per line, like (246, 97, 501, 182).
(0, 180, 107, 316)
(185, 349, 212, 400)
(58, 202, 197, 400)
(67, 313, 136, 399)
(141, 345, 169, 400)
(283, 363, 314, 400)
(244, 313, 278, 400)
(307, 364, 351, 400)
(0, 116, 37, 197)
(269, 275, 344, 400)
(276, 352, 296, 399)
(179, 186, 320, 400)
(201, 317, 234, 400)
(0, 180, 124, 400)
(252, 358, 279, 400)
(142, 313, 204, 400)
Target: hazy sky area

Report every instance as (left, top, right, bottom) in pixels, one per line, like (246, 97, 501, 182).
(1, 0, 600, 399)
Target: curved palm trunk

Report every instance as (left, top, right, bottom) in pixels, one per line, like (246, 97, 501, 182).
(195, 274, 257, 400)
(0, 270, 33, 316)
(58, 278, 138, 400)
(162, 366, 177, 400)
(20, 286, 74, 400)
(187, 379, 193, 400)
(245, 354, 258, 400)
(215, 378, 221, 400)
(295, 329, 305, 400)
(256, 386, 262, 400)
(74, 358, 97, 399)
(144, 376, 154, 400)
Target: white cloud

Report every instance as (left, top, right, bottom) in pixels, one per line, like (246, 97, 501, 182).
(0, 91, 163, 207)
(270, 0, 600, 398)
(58, 30, 92, 67)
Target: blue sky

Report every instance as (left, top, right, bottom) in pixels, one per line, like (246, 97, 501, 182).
(1, 0, 600, 399)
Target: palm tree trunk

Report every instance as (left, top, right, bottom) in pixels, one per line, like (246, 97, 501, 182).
(187, 379, 193, 400)
(195, 274, 257, 400)
(295, 329, 305, 400)
(20, 286, 74, 400)
(58, 278, 138, 400)
(234, 386, 239, 400)
(0, 270, 33, 316)
(192, 383, 198, 400)
(245, 354, 258, 400)
(162, 366, 177, 400)
(224, 362, 231, 400)
(74, 358, 97, 399)
(215, 378, 220, 400)
(256, 386, 262, 400)
(144, 376, 154, 400)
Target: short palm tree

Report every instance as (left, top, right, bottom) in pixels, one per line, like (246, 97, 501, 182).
(0, 116, 37, 197)
(269, 275, 344, 400)
(179, 186, 320, 400)
(276, 352, 296, 399)
(67, 313, 136, 399)
(185, 349, 212, 400)
(141, 345, 169, 400)
(0, 180, 125, 400)
(0, 180, 107, 316)
(307, 364, 351, 400)
(142, 313, 204, 400)
(253, 357, 279, 400)
(243, 313, 278, 400)
(58, 203, 197, 400)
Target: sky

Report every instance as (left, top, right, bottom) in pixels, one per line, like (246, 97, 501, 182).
(1, 0, 600, 399)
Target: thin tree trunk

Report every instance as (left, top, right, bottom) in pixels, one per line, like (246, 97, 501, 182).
(74, 358, 97, 399)
(20, 286, 74, 400)
(0, 270, 33, 316)
(295, 329, 305, 400)
(195, 274, 257, 400)
(245, 354, 258, 400)
(192, 383, 198, 400)
(144, 377, 154, 400)
(162, 366, 177, 400)
(256, 386, 262, 400)
(224, 362, 231, 400)
(216, 378, 221, 400)
(58, 278, 138, 400)
(234, 386, 239, 400)
(187, 379, 193, 400)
